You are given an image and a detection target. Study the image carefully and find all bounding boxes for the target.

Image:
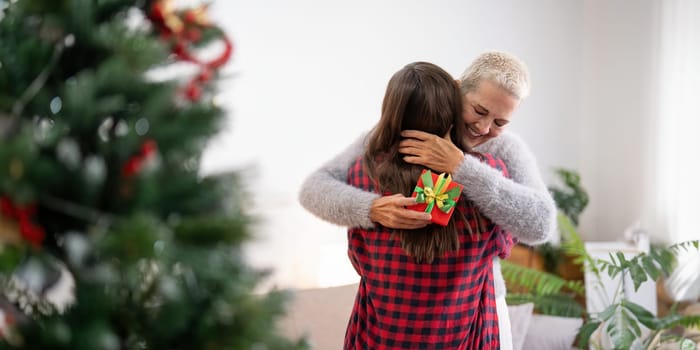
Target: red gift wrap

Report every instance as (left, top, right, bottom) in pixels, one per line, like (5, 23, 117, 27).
(406, 169, 463, 226)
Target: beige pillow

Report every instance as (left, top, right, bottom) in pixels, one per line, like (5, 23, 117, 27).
(523, 314, 583, 350)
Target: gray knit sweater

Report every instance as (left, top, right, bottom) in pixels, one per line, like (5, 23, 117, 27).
(298, 130, 557, 297)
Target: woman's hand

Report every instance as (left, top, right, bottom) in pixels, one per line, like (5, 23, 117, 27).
(370, 194, 431, 229)
(399, 130, 464, 173)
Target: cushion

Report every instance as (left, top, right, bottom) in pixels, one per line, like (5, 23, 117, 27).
(507, 303, 534, 350)
(522, 314, 583, 350)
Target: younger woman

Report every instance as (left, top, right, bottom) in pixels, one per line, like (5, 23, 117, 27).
(344, 61, 510, 349)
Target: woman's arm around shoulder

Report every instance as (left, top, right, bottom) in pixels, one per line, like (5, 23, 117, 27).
(456, 131, 557, 244)
(297, 132, 378, 228)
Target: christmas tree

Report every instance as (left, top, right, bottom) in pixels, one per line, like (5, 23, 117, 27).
(0, 0, 306, 348)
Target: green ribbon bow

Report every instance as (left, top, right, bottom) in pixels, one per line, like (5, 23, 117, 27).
(414, 170, 461, 214)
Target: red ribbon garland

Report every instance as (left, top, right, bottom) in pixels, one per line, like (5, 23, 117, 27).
(0, 196, 45, 247)
(171, 36, 233, 69)
(149, 0, 233, 101)
(180, 36, 233, 101)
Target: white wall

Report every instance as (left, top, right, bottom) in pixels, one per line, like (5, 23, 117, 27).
(578, 0, 657, 241)
(201, 0, 586, 290)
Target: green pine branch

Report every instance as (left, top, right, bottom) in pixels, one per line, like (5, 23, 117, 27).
(0, 1, 308, 348)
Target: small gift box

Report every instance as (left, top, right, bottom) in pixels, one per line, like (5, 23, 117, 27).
(406, 169, 463, 226)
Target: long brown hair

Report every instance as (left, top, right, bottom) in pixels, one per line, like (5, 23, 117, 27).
(364, 62, 470, 263)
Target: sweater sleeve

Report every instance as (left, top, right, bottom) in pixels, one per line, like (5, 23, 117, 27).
(297, 132, 378, 228)
(460, 131, 557, 245)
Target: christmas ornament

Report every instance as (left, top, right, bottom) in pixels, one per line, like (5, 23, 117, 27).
(122, 139, 158, 177)
(0, 196, 45, 247)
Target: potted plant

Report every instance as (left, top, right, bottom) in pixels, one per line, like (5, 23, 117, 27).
(503, 168, 700, 348)
(558, 212, 700, 349)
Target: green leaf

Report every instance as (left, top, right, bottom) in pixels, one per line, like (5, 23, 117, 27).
(622, 299, 658, 330)
(676, 314, 700, 329)
(506, 293, 585, 318)
(557, 212, 578, 243)
(615, 251, 628, 267)
(557, 212, 601, 279)
(501, 260, 585, 296)
(623, 309, 641, 338)
(640, 255, 661, 281)
(548, 168, 589, 226)
(576, 320, 601, 349)
(598, 303, 617, 321)
(652, 248, 677, 276)
(535, 293, 586, 318)
(656, 313, 684, 329)
(606, 304, 636, 349)
(628, 262, 647, 291)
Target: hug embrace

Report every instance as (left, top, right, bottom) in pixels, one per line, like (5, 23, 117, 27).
(299, 52, 557, 350)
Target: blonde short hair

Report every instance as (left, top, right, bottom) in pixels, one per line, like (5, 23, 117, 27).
(458, 51, 530, 100)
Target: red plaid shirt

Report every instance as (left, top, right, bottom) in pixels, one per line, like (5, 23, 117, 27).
(344, 153, 511, 350)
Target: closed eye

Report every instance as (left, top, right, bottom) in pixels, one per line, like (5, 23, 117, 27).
(474, 105, 488, 116)
(494, 119, 509, 127)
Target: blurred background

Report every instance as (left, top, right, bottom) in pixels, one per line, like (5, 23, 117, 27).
(200, 0, 699, 291)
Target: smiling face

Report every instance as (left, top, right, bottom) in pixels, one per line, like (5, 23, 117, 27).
(461, 80, 520, 148)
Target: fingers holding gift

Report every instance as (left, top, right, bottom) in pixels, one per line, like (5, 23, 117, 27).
(370, 194, 431, 229)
